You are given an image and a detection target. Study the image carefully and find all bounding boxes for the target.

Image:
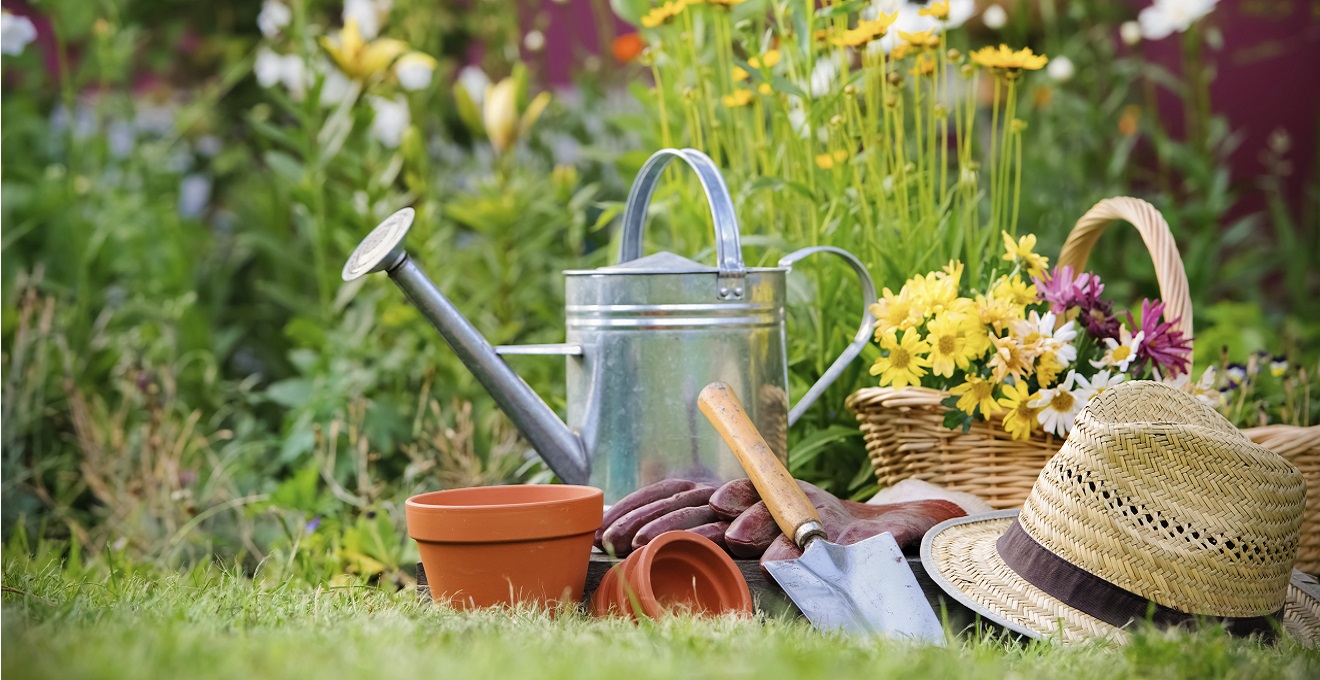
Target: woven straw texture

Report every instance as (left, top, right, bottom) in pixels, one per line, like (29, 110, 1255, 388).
(923, 513, 1320, 646)
(848, 197, 1320, 573)
(1019, 382, 1305, 617)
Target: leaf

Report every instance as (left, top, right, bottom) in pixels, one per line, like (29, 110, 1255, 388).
(266, 378, 313, 408)
(788, 425, 860, 470)
(452, 81, 484, 136)
(610, 0, 650, 26)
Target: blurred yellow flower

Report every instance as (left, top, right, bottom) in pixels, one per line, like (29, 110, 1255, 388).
(641, 1, 687, 28)
(997, 381, 1040, 440)
(707, 0, 746, 6)
(733, 66, 749, 81)
(833, 14, 898, 47)
(722, 89, 753, 107)
(971, 45, 1049, 72)
(1001, 231, 1050, 277)
(909, 53, 937, 76)
(758, 82, 773, 94)
(320, 18, 409, 81)
(950, 376, 1003, 416)
(918, 0, 950, 19)
(483, 77, 552, 155)
(899, 30, 940, 50)
(748, 50, 780, 69)
(815, 149, 848, 169)
(870, 330, 932, 388)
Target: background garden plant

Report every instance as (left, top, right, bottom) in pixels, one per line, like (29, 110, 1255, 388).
(2, 0, 1317, 592)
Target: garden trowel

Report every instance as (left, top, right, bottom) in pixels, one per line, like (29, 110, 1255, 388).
(698, 381, 946, 644)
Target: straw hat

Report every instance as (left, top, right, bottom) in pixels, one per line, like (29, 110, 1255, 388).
(920, 380, 1319, 645)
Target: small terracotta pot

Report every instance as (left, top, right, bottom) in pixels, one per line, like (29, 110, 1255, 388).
(589, 531, 753, 619)
(406, 484, 603, 609)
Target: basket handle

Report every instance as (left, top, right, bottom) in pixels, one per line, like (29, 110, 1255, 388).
(1056, 197, 1193, 353)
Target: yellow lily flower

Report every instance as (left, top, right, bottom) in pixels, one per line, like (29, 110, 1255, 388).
(320, 18, 409, 81)
(483, 76, 552, 155)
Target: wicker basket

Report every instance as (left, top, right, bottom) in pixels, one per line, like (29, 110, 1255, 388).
(846, 197, 1320, 573)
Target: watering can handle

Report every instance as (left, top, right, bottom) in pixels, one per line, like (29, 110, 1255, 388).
(778, 246, 878, 426)
(618, 148, 747, 299)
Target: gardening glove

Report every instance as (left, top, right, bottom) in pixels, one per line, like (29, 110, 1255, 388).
(716, 478, 967, 563)
(596, 479, 718, 557)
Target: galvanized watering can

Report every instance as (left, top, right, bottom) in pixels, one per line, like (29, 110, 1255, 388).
(344, 148, 875, 503)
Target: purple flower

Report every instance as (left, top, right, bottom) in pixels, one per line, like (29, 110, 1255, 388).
(1034, 266, 1119, 341)
(1126, 299, 1192, 377)
(305, 517, 321, 534)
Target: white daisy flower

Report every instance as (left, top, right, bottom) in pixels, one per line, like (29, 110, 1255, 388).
(1138, 0, 1219, 41)
(982, 4, 1007, 29)
(1082, 369, 1125, 395)
(1031, 370, 1089, 437)
(1011, 311, 1077, 364)
(1090, 328, 1144, 373)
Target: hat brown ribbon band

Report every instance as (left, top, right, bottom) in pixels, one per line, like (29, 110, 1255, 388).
(996, 520, 1282, 639)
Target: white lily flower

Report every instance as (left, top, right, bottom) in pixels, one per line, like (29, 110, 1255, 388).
(255, 47, 284, 87)
(1138, 0, 1219, 41)
(344, 0, 390, 40)
(369, 94, 410, 147)
(257, 1, 292, 39)
(394, 52, 437, 91)
(2, 10, 37, 56)
(319, 63, 355, 106)
(457, 65, 491, 109)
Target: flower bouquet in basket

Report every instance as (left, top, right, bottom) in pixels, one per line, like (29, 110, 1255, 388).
(868, 231, 1192, 442)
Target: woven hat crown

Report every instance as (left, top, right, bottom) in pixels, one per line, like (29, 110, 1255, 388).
(1018, 381, 1306, 618)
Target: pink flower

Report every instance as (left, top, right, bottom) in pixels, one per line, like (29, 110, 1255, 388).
(1126, 299, 1192, 377)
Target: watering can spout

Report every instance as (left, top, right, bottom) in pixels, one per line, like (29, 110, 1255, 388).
(342, 208, 591, 485)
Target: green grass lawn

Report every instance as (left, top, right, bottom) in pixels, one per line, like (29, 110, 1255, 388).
(3, 557, 1318, 680)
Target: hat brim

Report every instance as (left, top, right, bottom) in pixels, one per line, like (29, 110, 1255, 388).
(920, 510, 1320, 646)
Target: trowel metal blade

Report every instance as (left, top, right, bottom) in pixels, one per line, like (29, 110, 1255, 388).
(764, 531, 946, 644)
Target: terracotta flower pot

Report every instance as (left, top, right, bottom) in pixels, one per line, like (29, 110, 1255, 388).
(590, 531, 753, 619)
(406, 484, 603, 609)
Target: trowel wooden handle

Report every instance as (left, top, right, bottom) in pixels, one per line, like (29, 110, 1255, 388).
(698, 382, 826, 549)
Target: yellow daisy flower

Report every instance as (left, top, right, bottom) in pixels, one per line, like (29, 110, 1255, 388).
(918, 0, 950, 19)
(1035, 350, 1064, 387)
(909, 53, 937, 76)
(975, 293, 1019, 333)
(925, 313, 980, 378)
(988, 334, 1032, 383)
(971, 45, 1049, 72)
(990, 276, 1037, 308)
(949, 375, 1003, 416)
(1001, 231, 1050, 278)
(869, 287, 923, 334)
(641, 0, 687, 28)
(870, 329, 932, 388)
(997, 381, 1040, 441)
